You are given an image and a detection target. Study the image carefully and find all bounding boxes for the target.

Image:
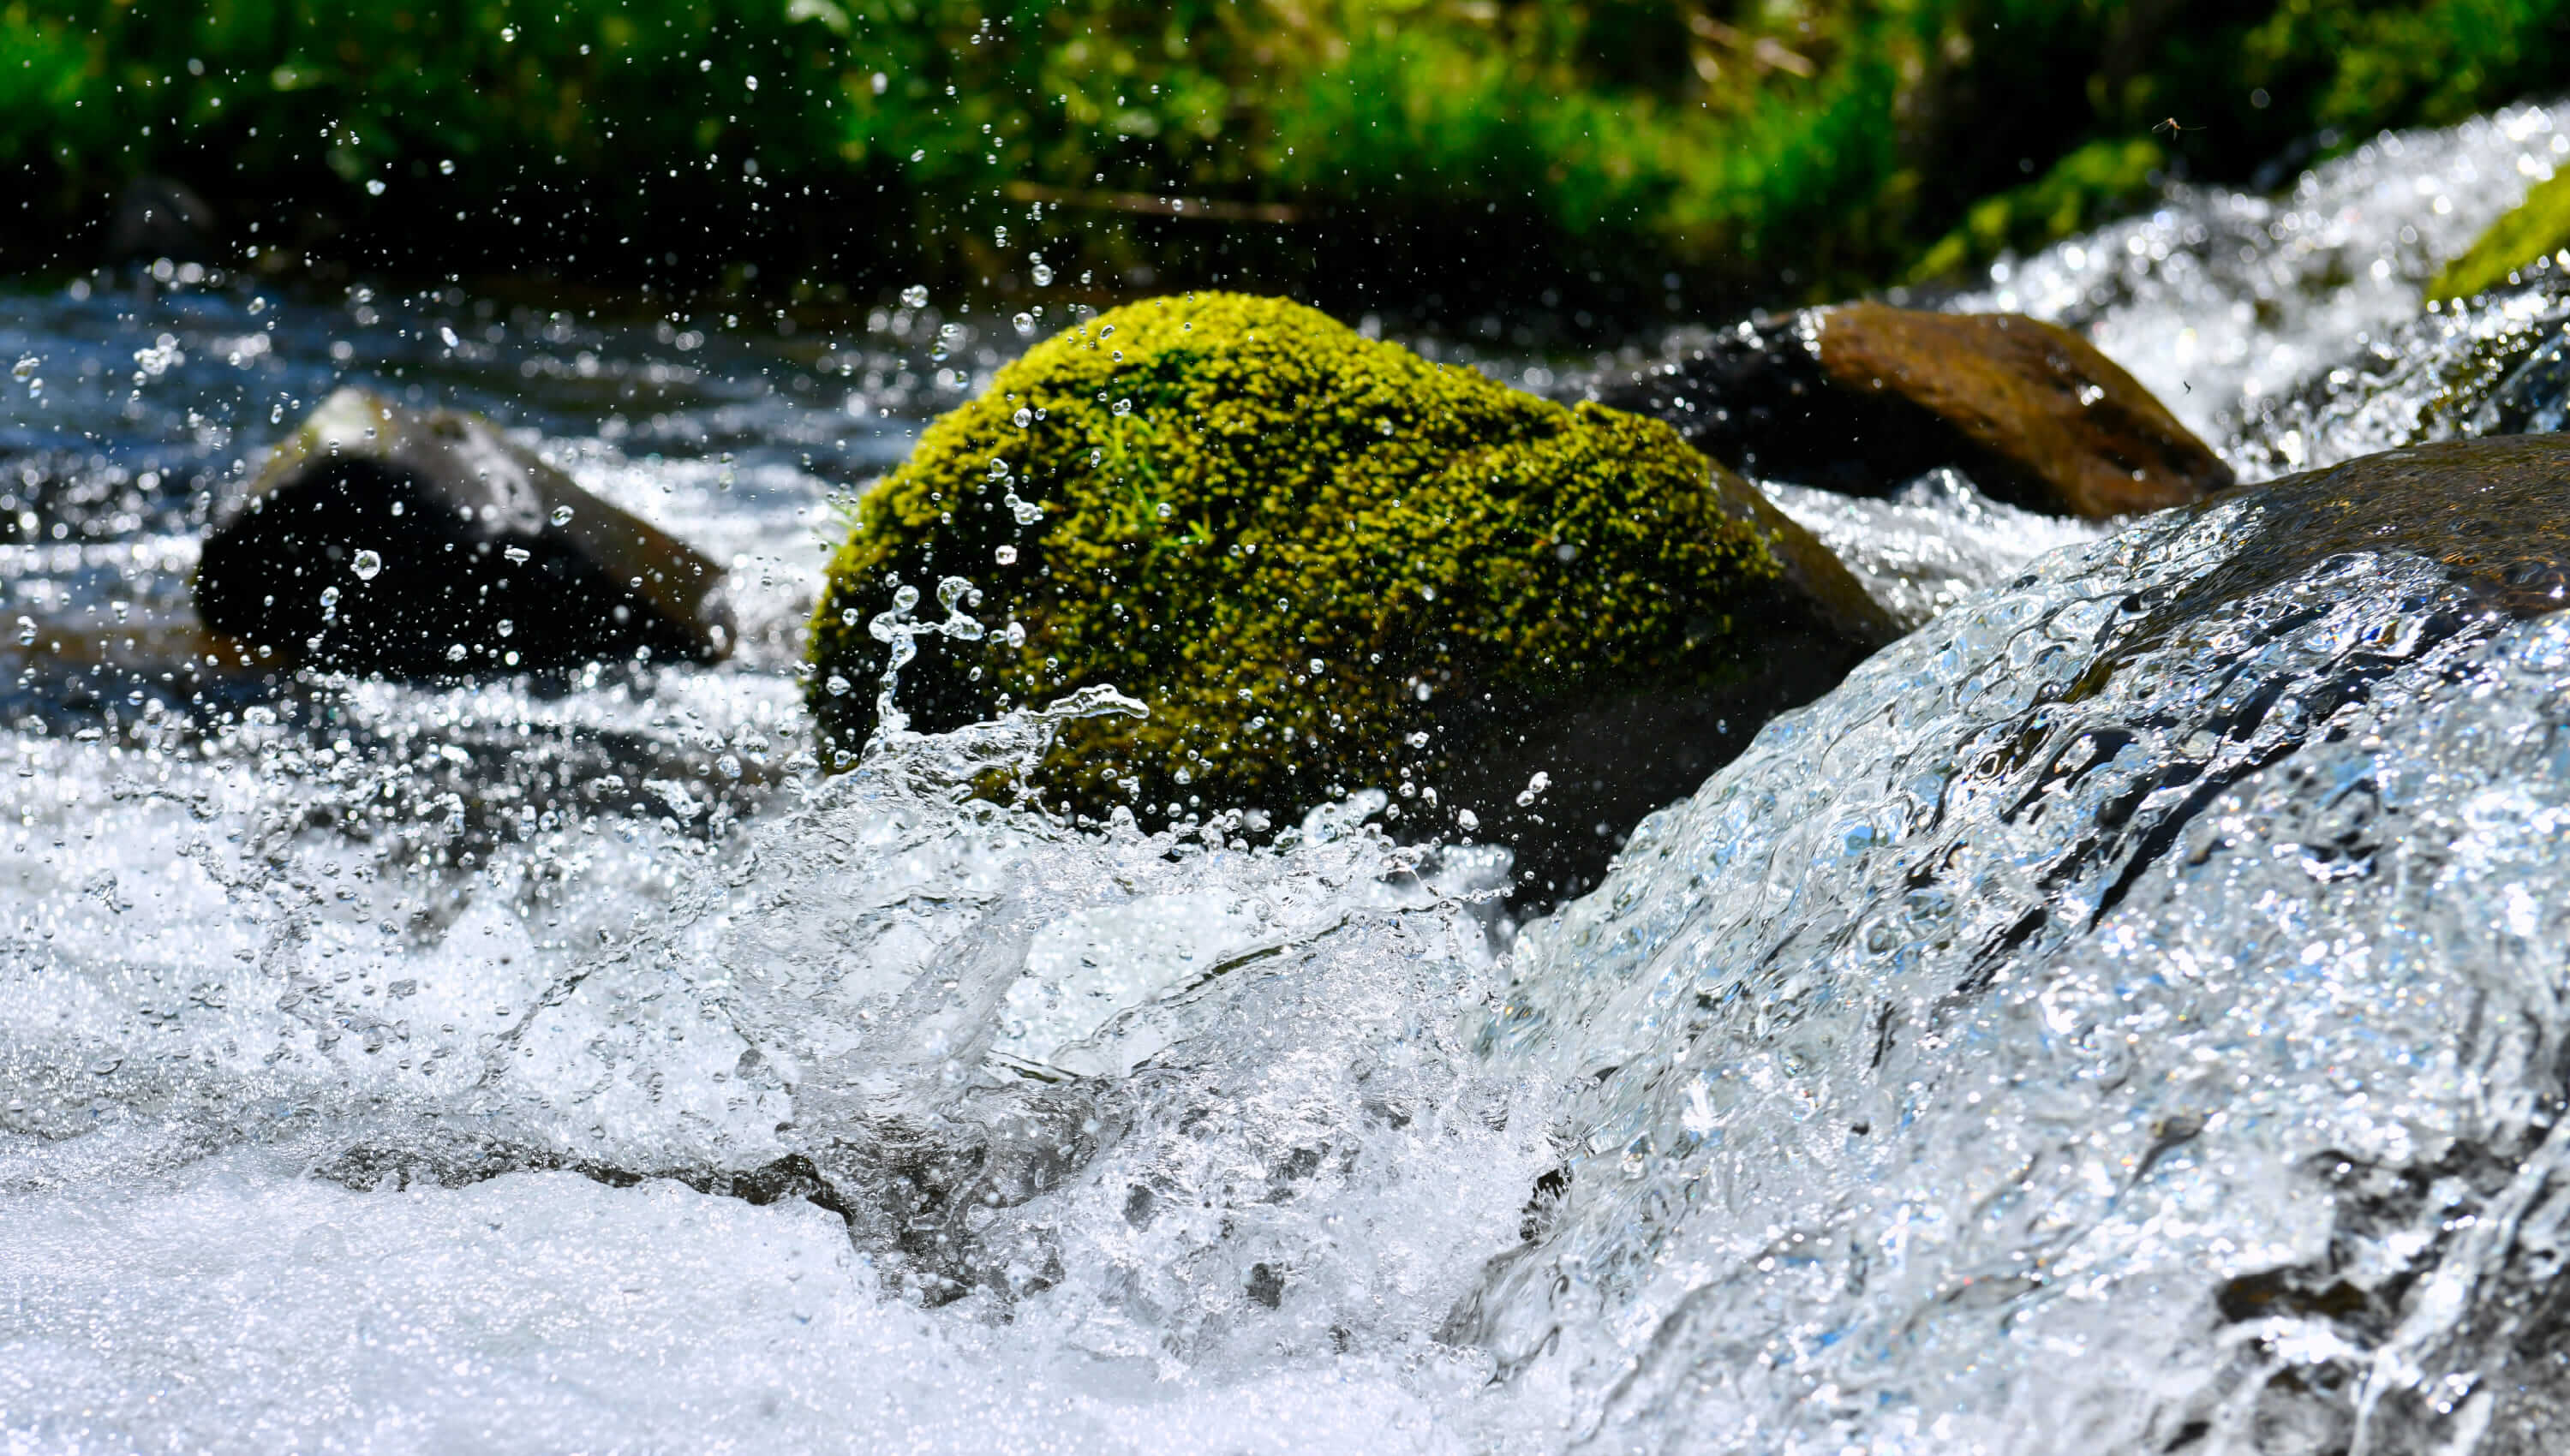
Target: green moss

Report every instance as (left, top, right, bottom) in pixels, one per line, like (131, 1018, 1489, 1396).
(2430, 166, 2570, 301)
(807, 292, 1805, 823)
(1907, 138, 2167, 285)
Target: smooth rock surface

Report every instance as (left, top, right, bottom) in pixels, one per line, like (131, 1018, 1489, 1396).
(195, 389, 732, 675)
(1598, 302, 2232, 517)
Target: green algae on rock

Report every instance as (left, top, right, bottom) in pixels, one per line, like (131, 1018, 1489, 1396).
(809, 294, 1893, 887)
(2430, 166, 2570, 302)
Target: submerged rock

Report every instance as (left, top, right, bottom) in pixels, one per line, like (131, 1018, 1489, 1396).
(1598, 302, 2230, 518)
(809, 293, 1896, 898)
(1455, 434, 2570, 1447)
(195, 389, 732, 675)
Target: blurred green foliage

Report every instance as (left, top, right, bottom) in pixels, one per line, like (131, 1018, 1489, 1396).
(6, 0, 2570, 302)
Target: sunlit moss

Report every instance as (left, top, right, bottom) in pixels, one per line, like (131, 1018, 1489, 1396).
(2430, 167, 2570, 301)
(807, 293, 1809, 822)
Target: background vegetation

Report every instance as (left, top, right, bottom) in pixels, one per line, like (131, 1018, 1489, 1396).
(7, 0, 2570, 313)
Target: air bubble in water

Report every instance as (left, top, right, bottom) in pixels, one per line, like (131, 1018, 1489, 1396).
(1012, 407, 1033, 427)
(9, 356, 33, 379)
(1308, 658, 1324, 676)
(496, 619, 514, 638)
(995, 545, 1018, 565)
(547, 504, 575, 527)
(1112, 398, 1133, 416)
(1013, 313, 1036, 337)
(350, 549, 382, 581)
(841, 608, 859, 627)
(900, 284, 929, 308)
(825, 673, 851, 697)
(319, 585, 341, 623)
(14, 617, 33, 646)
(1031, 263, 1054, 287)
(1457, 809, 1479, 832)
(446, 643, 468, 662)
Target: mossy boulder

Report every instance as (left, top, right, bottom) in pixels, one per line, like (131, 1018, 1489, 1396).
(2430, 168, 2570, 303)
(809, 294, 1894, 895)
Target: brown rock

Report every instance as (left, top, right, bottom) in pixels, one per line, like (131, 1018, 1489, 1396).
(1596, 302, 2232, 518)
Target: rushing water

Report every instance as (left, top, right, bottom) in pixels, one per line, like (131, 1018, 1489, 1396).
(11, 104, 2570, 1454)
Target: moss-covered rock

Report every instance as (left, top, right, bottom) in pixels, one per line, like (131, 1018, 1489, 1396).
(2430, 168, 2570, 302)
(809, 294, 1893, 891)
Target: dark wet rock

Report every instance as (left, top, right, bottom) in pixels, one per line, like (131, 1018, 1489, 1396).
(2155, 434, 2570, 632)
(1597, 302, 2231, 518)
(195, 388, 732, 675)
(105, 176, 221, 266)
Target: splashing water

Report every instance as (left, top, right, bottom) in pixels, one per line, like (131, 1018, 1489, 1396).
(15, 101, 2570, 1455)
(1954, 101, 2570, 460)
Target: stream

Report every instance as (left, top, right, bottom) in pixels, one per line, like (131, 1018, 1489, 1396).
(8, 102, 2570, 1454)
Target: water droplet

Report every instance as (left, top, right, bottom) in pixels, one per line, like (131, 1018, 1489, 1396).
(495, 619, 514, 638)
(1013, 312, 1036, 337)
(995, 545, 1018, 565)
(550, 504, 574, 526)
(900, 284, 929, 308)
(350, 549, 382, 581)
(825, 673, 852, 697)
